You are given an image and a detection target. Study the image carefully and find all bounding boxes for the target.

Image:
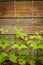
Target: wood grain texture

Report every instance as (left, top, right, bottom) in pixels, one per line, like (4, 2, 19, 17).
(0, 1, 43, 17)
(0, 1, 43, 34)
(33, 1, 43, 17)
(0, 18, 43, 26)
(0, 25, 43, 34)
(15, 1, 32, 17)
(15, 1, 43, 17)
(0, 2, 14, 17)
(33, 1, 43, 10)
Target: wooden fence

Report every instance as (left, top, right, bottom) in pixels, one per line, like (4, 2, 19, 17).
(0, 1, 43, 55)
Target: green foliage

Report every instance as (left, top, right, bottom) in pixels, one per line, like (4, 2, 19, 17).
(29, 32, 42, 40)
(29, 60, 35, 65)
(0, 43, 9, 49)
(30, 42, 38, 49)
(0, 37, 9, 49)
(8, 52, 17, 63)
(19, 50, 30, 56)
(18, 59, 26, 65)
(10, 36, 15, 44)
(28, 32, 43, 49)
(27, 41, 43, 49)
(0, 27, 43, 65)
(14, 28, 27, 39)
(12, 44, 27, 50)
(0, 52, 7, 63)
(38, 43, 43, 49)
(0, 28, 9, 34)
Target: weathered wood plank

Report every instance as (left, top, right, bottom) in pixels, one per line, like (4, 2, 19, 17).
(15, 1, 32, 17)
(0, 25, 43, 34)
(33, 10, 43, 17)
(0, 2, 14, 17)
(0, 0, 14, 2)
(15, 1, 43, 17)
(33, 1, 43, 17)
(0, 2, 14, 11)
(0, 1, 43, 34)
(0, 19, 16, 25)
(0, 18, 43, 26)
(33, 1, 43, 10)
(0, 1, 43, 17)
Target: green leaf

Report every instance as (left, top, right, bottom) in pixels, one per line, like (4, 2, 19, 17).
(20, 33, 27, 39)
(38, 44, 43, 49)
(0, 52, 7, 63)
(0, 43, 9, 49)
(18, 59, 26, 65)
(25, 37, 28, 41)
(10, 36, 15, 44)
(14, 28, 27, 38)
(2, 43, 9, 49)
(29, 34, 42, 40)
(29, 60, 35, 65)
(16, 40, 23, 45)
(0, 37, 9, 49)
(8, 52, 17, 63)
(19, 50, 30, 56)
(12, 44, 27, 50)
(0, 37, 7, 43)
(27, 41, 33, 44)
(30, 42, 38, 49)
